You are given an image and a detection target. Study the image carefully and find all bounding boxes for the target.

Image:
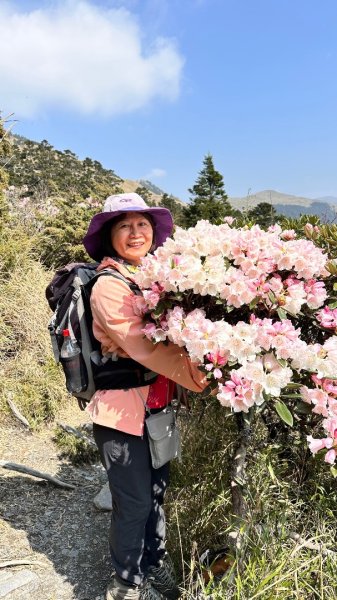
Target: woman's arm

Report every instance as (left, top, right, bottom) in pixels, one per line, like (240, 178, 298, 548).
(91, 275, 206, 393)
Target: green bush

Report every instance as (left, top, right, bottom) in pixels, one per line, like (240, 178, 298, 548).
(38, 200, 96, 268)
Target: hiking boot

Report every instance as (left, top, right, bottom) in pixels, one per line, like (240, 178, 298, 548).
(106, 574, 165, 600)
(147, 553, 180, 599)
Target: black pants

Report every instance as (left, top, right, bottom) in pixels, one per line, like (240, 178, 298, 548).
(93, 422, 170, 586)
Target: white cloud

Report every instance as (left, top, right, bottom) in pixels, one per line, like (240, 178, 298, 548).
(144, 168, 167, 179)
(0, 1, 184, 117)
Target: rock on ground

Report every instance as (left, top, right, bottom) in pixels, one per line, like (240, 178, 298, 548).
(93, 483, 112, 512)
(0, 569, 39, 598)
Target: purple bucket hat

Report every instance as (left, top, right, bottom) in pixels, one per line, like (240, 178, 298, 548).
(83, 192, 173, 261)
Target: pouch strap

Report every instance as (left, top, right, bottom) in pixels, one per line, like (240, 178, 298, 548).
(135, 387, 151, 415)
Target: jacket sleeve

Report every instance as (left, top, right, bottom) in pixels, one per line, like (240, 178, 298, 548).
(90, 275, 206, 393)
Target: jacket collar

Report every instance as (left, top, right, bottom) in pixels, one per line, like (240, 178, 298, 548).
(97, 256, 138, 282)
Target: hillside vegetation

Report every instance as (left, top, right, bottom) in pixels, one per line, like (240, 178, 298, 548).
(7, 134, 123, 201)
(5, 134, 173, 215)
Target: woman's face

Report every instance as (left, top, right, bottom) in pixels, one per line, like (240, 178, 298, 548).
(110, 212, 154, 265)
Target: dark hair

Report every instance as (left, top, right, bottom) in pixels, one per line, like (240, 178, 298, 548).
(101, 212, 155, 258)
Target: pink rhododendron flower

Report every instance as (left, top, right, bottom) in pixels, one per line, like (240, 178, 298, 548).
(307, 436, 325, 454)
(217, 373, 257, 413)
(142, 323, 157, 339)
(324, 449, 336, 464)
(306, 387, 329, 416)
(304, 223, 320, 237)
(206, 352, 228, 366)
(316, 306, 337, 329)
(280, 229, 296, 240)
(142, 290, 161, 309)
(307, 435, 337, 467)
(304, 279, 327, 309)
(323, 416, 337, 438)
(304, 223, 314, 236)
(323, 380, 337, 395)
(172, 255, 182, 266)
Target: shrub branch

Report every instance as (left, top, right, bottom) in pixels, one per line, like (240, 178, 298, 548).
(228, 408, 254, 555)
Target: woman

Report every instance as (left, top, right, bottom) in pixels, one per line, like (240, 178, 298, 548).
(83, 193, 206, 600)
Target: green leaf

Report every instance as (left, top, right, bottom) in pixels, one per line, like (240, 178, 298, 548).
(328, 301, 337, 309)
(249, 297, 259, 309)
(267, 462, 278, 483)
(333, 282, 337, 291)
(276, 307, 287, 320)
(330, 466, 337, 478)
(275, 400, 293, 427)
(200, 384, 212, 398)
(293, 401, 312, 415)
(200, 380, 218, 398)
(256, 562, 286, 591)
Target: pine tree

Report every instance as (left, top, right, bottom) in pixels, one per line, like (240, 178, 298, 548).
(135, 185, 153, 204)
(247, 202, 278, 228)
(183, 154, 234, 227)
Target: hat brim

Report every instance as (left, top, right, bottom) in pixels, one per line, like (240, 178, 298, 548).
(83, 206, 174, 261)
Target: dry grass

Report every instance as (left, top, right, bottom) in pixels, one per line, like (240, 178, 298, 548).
(0, 255, 68, 426)
(166, 401, 337, 599)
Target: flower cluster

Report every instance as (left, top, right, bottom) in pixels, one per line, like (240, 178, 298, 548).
(134, 220, 337, 466)
(316, 306, 337, 330)
(137, 222, 328, 314)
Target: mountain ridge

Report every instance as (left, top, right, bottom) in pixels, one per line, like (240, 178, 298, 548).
(228, 189, 337, 221)
(6, 134, 337, 220)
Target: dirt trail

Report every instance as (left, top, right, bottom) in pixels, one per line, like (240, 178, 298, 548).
(0, 405, 112, 600)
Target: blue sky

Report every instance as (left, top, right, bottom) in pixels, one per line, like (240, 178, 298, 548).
(2, 0, 337, 202)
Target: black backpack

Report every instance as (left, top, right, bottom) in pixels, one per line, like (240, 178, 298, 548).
(46, 263, 157, 409)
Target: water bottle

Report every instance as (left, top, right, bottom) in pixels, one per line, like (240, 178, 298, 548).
(60, 329, 86, 394)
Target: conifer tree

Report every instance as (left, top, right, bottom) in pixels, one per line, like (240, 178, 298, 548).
(247, 202, 278, 228)
(135, 185, 153, 204)
(183, 154, 233, 227)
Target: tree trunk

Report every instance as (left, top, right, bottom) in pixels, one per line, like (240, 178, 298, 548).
(228, 409, 254, 557)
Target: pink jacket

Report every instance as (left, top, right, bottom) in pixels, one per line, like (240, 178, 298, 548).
(86, 258, 206, 435)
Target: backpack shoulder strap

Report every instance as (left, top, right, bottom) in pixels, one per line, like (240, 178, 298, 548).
(85, 267, 139, 294)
